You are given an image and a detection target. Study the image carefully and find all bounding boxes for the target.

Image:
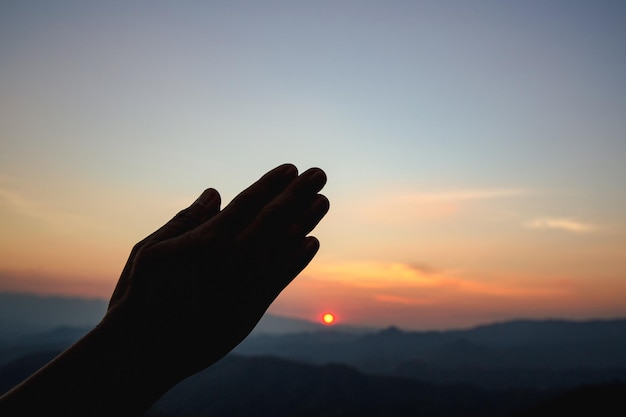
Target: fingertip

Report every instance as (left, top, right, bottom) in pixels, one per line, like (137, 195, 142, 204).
(195, 188, 220, 208)
(313, 194, 330, 215)
(287, 236, 320, 279)
(275, 163, 298, 179)
(303, 236, 320, 257)
(301, 167, 327, 190)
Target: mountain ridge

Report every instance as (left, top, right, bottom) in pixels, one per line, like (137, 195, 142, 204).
(1, 292, 625, 415)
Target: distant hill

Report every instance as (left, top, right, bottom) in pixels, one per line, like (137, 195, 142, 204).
(252, 313, 374, 335)
(0, 325, 93, 365)
(2, 349, 622, 417)
(0, 293, 107, 340)
(2, 295, 626, 417)
(0, 292, 366, 364)
(147, 354, 549, 417)
(0, 291, 374, 365)
(0, 293, 107, 365)
(1, 349, 622, 417)
(0, 292, 362, 340)
(236, 319, 626, 389)
(2, 292, 625, 391)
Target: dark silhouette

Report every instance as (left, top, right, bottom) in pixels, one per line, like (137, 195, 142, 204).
(0, 164, 330, 416)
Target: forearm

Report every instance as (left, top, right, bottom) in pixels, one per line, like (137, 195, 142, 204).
(0, 318, 176, 417)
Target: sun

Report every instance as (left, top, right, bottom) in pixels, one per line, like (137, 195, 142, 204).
(322, 313, 335, 325)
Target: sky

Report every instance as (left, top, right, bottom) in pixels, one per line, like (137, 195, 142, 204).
(1, 0, 625, 330)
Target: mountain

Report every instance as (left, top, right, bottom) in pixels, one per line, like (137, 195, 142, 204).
(2, 295, 626, 417)
(0, 292, 357, 341)
(0, 292, 340, 362)
(2, 292, 626, 392)
(0, 292, 366, 365)
(0, 325, 92, 366)
(0, 293, 108, 365)
(147, 354, 549, 417)
(235, 319, 626, 389)
(252, 313, 374, 335)
(1, 349, 622, 417)
(0, 293, 107, 341)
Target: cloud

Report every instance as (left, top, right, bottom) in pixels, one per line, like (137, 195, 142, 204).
(0, 183, 98, 234)
(362, 187, 531, 223)
(273, 259, 615, 330)
(0, 177, 148, 237)
(524, 217, 598, 233)
(305, 261, 441, 290)
(402, 188, 531, 202)
(373, 294, 437, 306)
(406, 262, 438, 275)
(0, 183, 43, 219)
(303, 260, 565, 299)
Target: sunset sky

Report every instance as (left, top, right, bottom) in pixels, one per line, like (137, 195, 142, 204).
(1, 1, 625, 330)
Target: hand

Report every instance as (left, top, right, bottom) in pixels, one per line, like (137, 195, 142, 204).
(104, 164, 329, 381)
(0, 164, 328, 416)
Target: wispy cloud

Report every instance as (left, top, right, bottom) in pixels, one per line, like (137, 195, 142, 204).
(401, 188, 531, 203)
(524, 217, 598, 233)
(0, 182, 43, 219)
(276, 259, 618, 330)
(0, 180, 116, 236)
(0, 173, 175, 236)
(306, 261, 441, 290)
(304, 260, 565, 299)
(373, 294, 437, 306)
(0, 182, 76, 227)
(362, 187, 531, 223)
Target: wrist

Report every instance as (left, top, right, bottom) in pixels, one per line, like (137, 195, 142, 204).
(97, 309, 184, 397)
(0, 314, 178, 417)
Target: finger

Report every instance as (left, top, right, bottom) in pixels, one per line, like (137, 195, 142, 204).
(115, 188, 220, 278)
(285, 236, 320, 282)
(196, 164, 298, 239)
(289, 194, 330, 238)
(238, 168, 327, 249)
(148, 188, 221, 244)
(294, 236, 321, 274)
(263, 236, 321, 297)
(248, 194, 327, 295)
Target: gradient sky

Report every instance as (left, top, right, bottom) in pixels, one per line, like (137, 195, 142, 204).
(1, 0, 625, 329)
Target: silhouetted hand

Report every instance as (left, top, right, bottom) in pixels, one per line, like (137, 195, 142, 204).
(105, 163, 329, 379)
(0, 164, 329, 416)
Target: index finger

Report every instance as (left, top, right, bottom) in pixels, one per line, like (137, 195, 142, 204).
(196, 164, 299, 238)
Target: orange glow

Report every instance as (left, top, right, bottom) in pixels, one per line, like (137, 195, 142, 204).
(322, 313, 335, 325)
(270, 259, 626, 330)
